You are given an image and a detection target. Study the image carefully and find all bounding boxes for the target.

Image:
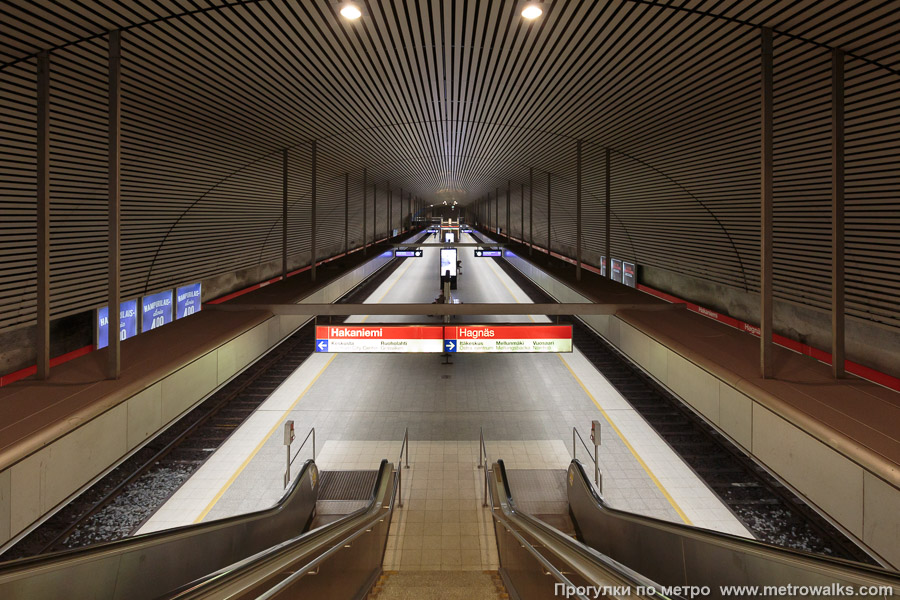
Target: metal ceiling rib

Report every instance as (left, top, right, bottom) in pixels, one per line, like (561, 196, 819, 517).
(0, 0, 898, 334)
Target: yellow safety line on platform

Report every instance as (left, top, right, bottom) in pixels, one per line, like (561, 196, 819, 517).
(558, 354, 693, 525)
(193, 353, 338, 523)
(360, 257, 416, 323)
(484, 255, 535, 323)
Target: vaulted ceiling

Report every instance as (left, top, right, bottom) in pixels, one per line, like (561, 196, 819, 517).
(1, 1, 898, 332)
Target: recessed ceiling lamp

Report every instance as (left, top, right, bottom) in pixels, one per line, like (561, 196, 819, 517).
(521, 2, 544, 19)
(339, 2, 362, 20)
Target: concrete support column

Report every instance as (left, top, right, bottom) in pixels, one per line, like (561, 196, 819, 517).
(282, 148, 288, 278)
(107, 30, 122, 379)
(36, 51, 51, 380)
(576, 139, 583, 281)
(311, 139, 317, 282)
(605, 148, 611, 279)
(760, 27, 774, 378)
(832, 48, 845, 378)
(344, 172, 349, 254)
(363, 168, 367, 255)
(388, 183, 392, 236)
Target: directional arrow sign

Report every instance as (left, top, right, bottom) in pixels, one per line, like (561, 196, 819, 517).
(444, 339, 457, 352)
(316, 340, 328, 352)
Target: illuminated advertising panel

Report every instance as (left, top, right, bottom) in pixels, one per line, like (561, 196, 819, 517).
(611, 259, 623, 283)
(623, 262, 636, 288)
(97, 299, 138, 349)
(176, 282, 202, 319)
(600, 256, 606, 277)
(440, 248, 457, 277)
(141, 290, 174, 332)
(443, 325, 573, 353)
(315, 325, 444, 353)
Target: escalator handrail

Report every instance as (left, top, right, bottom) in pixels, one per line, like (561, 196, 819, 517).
(166, 459, 397, 599)
(568, 459, 900, 581)
(492, 459, 674, 598)
(0, 459, 319, 571)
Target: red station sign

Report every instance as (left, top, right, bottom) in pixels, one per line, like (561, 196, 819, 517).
(316, 325, 444, 353)
(444, 324, 573, 353)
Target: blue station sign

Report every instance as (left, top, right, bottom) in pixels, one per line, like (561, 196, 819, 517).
(141, 290, 174, 332)
(97, 299, 138, 349)
(176, 282, 202, 319)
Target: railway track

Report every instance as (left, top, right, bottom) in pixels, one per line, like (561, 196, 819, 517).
(1, 235, 424, 560)
(474, 233, 874, 563)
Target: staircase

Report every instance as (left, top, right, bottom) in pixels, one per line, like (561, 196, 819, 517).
(368, 570, 508, 599)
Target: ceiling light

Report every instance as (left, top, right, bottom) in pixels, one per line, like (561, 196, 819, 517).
(521, 3, 543, 19)
(340, 2, 362, 19)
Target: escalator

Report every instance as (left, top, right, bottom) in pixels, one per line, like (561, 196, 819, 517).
(0, 460, 397, 600)
(495, 459, 900, 599)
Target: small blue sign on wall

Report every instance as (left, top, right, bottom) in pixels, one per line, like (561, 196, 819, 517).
(176, 282, 202, 319)
(141, 290, 174, 332)
(97, 299, 138, 349)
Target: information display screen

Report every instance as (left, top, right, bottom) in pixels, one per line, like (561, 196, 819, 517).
(474, 248, 502, 257)
(97, 299, 138, 349)
(440, 248, 457, 277)
(176, 283, 202, 319)
(623, 262, 636, 288)
(611, 259, 623, 283)
(443, 325, 573, 353)
(141, 290, 174, 332)
(315, 325, 444, 353)
(443, 231, 456, 243)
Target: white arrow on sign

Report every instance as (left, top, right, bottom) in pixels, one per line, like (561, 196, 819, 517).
(446, 340, 455, 351)
(317, 341, 327, 351)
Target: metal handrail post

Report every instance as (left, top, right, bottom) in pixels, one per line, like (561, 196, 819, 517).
(572, 427, 576, 459)
(404, 428, 409, 468)
(478, 427, 484, 468)
(312, 428, 316, 461)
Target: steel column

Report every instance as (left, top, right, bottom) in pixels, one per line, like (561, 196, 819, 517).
(832, 48, 845, 378)
(605, 148, 611, 279)
(388, 183, 392, 236)
(760, 28, 774, 378)
(529, 167, 534, 255)
(520, 183, 524, 244)
(36, 51, 51, 379)
(506, 182, 511, 242)
(107, 30, 122, 379)
(282, 148, 288, 278)
(495, 188, 499, 235)
(344, 172, 349, 254)
(547, 172, 551, 258)
(363, 168, 367, 255)
(576, 139, 583, 281)
(311, 139, 317, 282)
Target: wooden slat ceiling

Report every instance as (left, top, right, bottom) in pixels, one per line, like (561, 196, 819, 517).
(1, 0, 898, 332)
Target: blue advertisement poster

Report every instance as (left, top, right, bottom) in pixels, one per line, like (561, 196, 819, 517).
(176, 282, 202, 319)
(141, 290, 174, 332)
(97, 299, 138, 349)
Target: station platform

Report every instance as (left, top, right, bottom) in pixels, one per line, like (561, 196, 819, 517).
(137, 234, 751, 574)
(0, 233, 411, 549)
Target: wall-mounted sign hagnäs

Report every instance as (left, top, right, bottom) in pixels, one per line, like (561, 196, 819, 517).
(443, 325, 573, 353)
